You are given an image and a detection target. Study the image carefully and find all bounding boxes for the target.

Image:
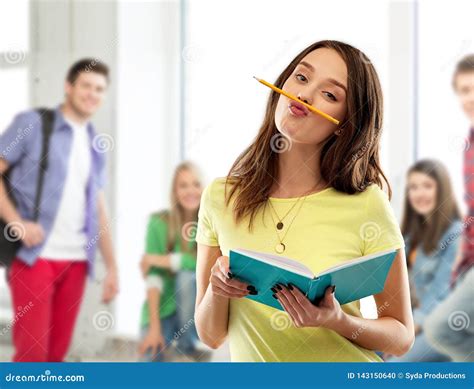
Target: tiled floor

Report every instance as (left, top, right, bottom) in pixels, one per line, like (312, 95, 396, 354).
(0, 339, 230, 362)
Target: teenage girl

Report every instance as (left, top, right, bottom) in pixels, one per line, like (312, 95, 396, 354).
(194, 40, 415, 362)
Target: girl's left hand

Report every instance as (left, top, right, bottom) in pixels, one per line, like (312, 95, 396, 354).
(272, 283, 344, 329)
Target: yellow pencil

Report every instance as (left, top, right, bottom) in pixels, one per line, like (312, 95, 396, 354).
(253, 76, 340, 125)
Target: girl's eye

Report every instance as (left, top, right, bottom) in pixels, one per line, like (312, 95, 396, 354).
(295, 73, 307, 82)
(323, 91, 337, 102)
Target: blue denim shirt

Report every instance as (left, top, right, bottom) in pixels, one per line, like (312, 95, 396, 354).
(406, 219, 462, 327)
(0, 106, 106, 278)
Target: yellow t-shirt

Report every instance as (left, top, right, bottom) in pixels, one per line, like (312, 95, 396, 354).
(195, 177, 405, 362)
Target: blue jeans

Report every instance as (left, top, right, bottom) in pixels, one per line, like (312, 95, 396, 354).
(174, 270, 199, 354)
(424, 268, 474, 362)
(140, 270, 199, 362)
(140, 313, 179, 362)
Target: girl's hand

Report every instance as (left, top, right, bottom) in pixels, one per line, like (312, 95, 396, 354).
(138, 328, 165, 358)
(272, 283, 344, 329)
(209, 255, 253, 298)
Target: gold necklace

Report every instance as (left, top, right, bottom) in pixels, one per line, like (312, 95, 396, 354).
(267, 181, 323, 230)
(268, 197, 302, 230)
(268, 181, 323, 254)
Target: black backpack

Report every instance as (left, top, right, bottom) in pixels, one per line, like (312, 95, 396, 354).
(0, 108, 55, 268)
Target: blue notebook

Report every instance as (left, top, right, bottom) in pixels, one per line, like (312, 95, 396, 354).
(229, 248, 397, 311)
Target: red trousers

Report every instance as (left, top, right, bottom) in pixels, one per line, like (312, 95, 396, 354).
(7, 258, 87, 362)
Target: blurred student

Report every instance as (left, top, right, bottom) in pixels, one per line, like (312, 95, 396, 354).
(0, 58, 119, 362)
(424, 54, 474, 362)
(138, 162, 208, 362)
(387, 160, 461, 362)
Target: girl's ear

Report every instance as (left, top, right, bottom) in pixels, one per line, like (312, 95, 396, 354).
(334, 128, 343, 136)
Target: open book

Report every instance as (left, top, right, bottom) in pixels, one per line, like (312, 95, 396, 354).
(229, 248, 397, 311)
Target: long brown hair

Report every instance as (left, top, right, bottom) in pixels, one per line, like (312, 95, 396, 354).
(224, 40, 389, 230)
(156, 161, 202, 254)
(401, 159, 460, 256)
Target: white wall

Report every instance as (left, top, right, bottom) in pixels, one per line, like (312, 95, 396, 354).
(115, 0, 182, 336)
(184, 0, 397, 185)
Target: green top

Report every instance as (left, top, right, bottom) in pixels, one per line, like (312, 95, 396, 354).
(140, 211, 197, 328)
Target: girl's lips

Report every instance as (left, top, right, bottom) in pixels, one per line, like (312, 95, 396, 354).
(288, 101, 309, 117)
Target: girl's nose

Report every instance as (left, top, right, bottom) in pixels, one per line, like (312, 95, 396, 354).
(297, 92, 312, 106)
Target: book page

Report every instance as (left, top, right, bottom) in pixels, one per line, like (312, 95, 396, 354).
(233, 249, 314, 278)
(316, 248, 396, 277)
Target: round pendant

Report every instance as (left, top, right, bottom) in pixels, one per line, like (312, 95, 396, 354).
(275, 243, 285, 254)
(276, 222, 284, 230)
